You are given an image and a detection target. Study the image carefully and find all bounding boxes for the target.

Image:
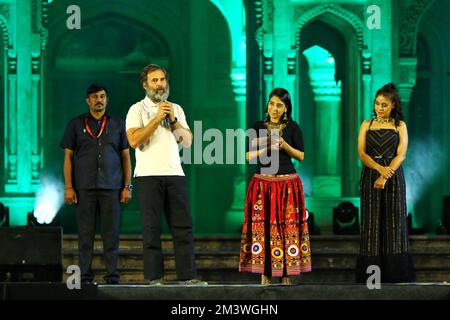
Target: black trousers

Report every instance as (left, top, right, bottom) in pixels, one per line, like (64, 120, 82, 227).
(76, 189, 121, 282)
(135, 176, 196, 281)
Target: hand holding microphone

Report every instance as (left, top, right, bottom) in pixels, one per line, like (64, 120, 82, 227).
(156, 101, 172, 122)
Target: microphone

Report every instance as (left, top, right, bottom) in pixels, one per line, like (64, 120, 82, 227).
(162, 115, 170, 128)
(154, 87, 170, 126)
(161, 99, 171, 127)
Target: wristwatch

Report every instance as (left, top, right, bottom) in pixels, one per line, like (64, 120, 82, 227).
(170, 117, 178, 125)
(124, 184, 133, 191)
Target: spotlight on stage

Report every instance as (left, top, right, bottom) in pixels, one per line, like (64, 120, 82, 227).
(441, 195, 450, 235)
(27, 211, 60, 227)
(28, 177, 64, 226)
(0, 202, 10, 227)
(333, 201, 360, 235)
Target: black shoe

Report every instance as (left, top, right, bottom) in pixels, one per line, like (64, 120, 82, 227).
(105, 279, 119, 285)
(178, 279, 208, 286)
(148, 277, 164, 286)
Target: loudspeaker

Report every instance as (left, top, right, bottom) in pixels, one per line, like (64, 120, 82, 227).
(442, 196, 450, 234)
(0, 283, 98, 300)
(0, 227, 62, 282)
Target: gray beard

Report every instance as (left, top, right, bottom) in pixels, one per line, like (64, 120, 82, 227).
(146, 85, 170, 102)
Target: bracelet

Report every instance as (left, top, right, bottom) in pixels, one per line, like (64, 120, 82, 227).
(65, 187, 73, 190)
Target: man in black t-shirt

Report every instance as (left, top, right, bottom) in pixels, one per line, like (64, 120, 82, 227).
(60, 84, 131, 284)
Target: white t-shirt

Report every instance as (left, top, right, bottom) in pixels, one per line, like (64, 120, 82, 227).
(126, 96, 190, 177)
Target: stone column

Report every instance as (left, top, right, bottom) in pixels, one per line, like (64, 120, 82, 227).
(287, 49, 298, 122)
(362, 49, 372, 122)
(370, 0, 394, 96)
(5, 51, 17, 189)
(304, 47, 341, 197)
(15, 0, 33, 193)
(2, 0, 46, 225)
(272, 0, 290, 89)
(398, 57, 418, 120)
(224, 77, 247, 233)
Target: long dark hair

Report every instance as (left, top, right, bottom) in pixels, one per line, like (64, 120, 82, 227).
(372, 83, 404, 126)
(264, 88, 292, 124)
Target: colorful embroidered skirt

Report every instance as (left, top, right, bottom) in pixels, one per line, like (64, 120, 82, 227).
(239, 173, 311, 277)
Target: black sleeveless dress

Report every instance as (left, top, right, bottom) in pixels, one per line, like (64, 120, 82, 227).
(356, 122, 415, 283)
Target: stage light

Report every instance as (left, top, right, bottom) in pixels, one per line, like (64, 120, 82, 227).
(442, 195, 450, 235)
(26, 177, 64, 227)
(333, 201, 360, 235)
(407, 213, 424, 235)
(27, 211, 60, 227)
(33, 178, 64, 224)
(0, 202, 10, 227)
(306, 209, 320, 235)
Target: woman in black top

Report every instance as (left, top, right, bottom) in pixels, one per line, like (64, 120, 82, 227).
(239, 88, 311, 285)
(356, 83, 414, 282)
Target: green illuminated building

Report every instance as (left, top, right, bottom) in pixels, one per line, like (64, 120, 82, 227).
(0, 0, 449, 234)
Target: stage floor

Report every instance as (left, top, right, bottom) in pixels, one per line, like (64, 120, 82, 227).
(1, 282, 450, 300)
(97, 282, 450, 300)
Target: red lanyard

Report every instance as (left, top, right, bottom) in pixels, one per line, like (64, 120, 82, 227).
(85, 116, 107, 139)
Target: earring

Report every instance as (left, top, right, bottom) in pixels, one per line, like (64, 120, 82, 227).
(283, 112, 287, 122)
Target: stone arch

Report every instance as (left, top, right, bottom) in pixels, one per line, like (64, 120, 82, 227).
(44, 1, 187, 233)
(416, 4, 447, 76)
(47, 1, 187, 87)
(44, 0, 237, 234)
(296, 6, 363, 198)
(294, 4, 364, 51)
(209, 0, 246, 69)
(408, 0, 449, 232)
(50, 13, 171, 73)
(400, 0, 439, 56)
(45, 0, 188, 113)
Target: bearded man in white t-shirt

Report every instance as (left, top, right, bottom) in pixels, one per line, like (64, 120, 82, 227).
(126, 64, 207, 286)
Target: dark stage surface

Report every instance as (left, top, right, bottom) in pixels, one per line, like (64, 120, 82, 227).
(2, 282, 450, 300)
(98, 283, 450, 300)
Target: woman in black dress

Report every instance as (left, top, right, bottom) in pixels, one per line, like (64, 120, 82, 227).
(356, 83, 414, 283)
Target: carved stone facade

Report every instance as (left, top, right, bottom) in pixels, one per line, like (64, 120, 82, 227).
(247, 0, 446, 230)
(0, 0, 250, 231)
(399, 0, 438, 57)
(1, 0, 47, 200)
(0, 0, 447, 233)
(0, 4, 10, 49)
(294, 4, 364, 51)
(397, 0, 439, 112)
